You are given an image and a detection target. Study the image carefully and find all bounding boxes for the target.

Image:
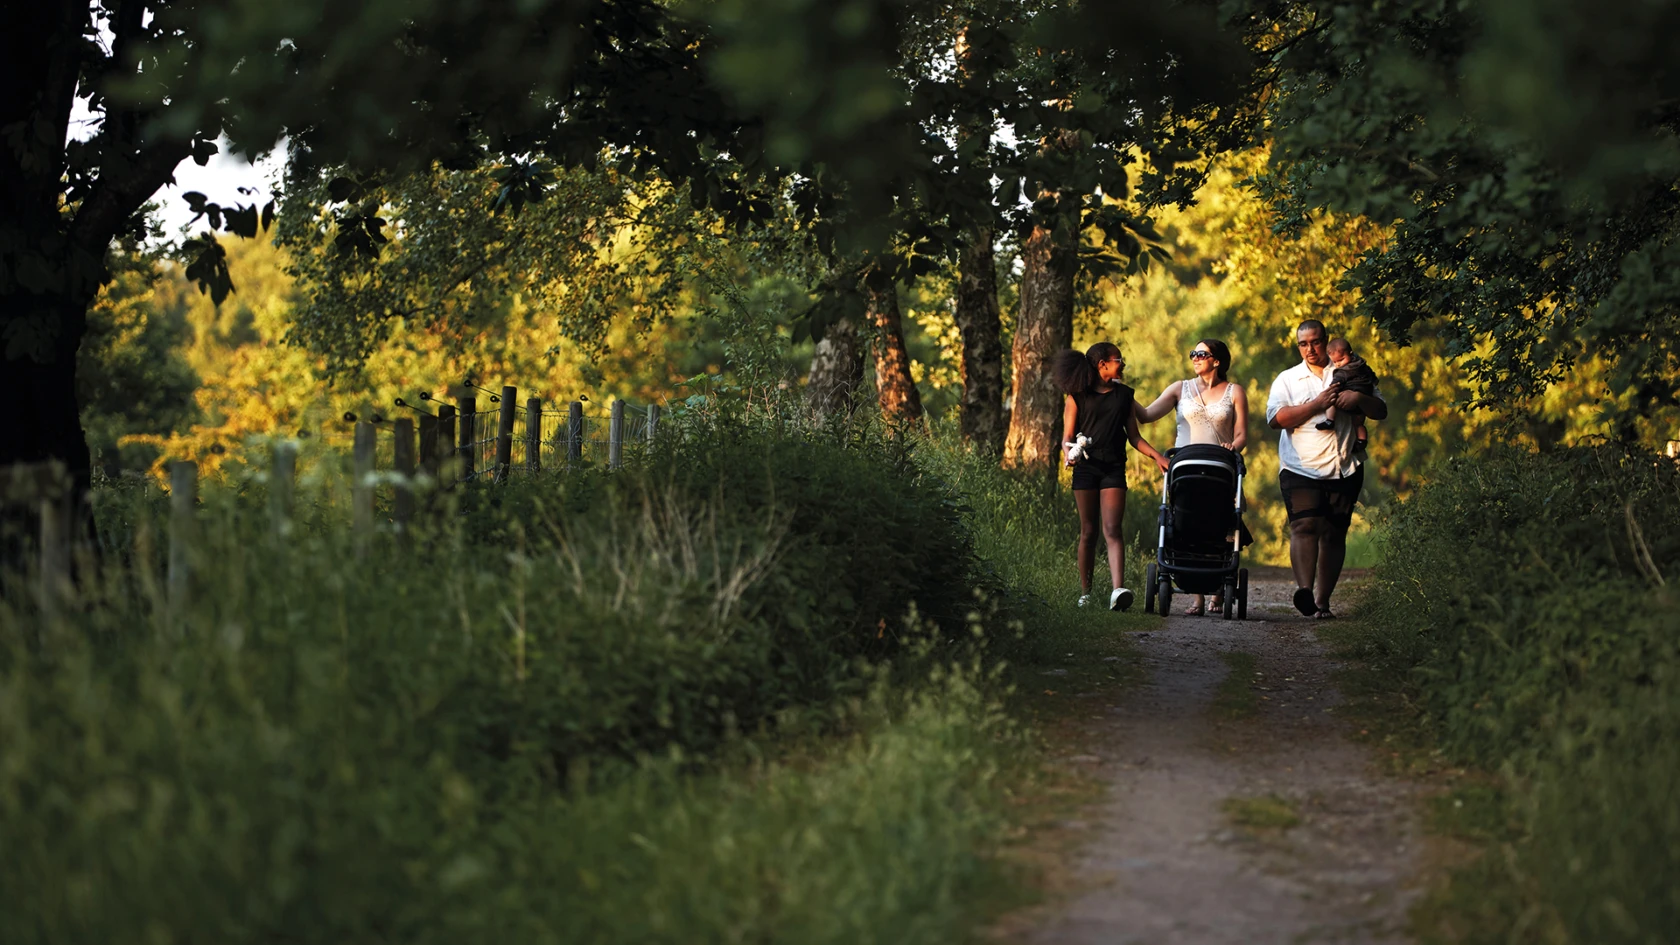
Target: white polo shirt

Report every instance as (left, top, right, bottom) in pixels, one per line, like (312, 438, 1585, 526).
(1265, 360, 1382, 479)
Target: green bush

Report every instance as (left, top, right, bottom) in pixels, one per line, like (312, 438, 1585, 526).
(0, 424, 1005, 944)
(1363, 445, 1680, 941)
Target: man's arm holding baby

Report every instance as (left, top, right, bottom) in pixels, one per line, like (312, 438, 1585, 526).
(1336, 387, 1387, 420)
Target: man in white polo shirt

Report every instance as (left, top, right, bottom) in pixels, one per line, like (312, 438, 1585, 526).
(1266, 319, 1387, 618)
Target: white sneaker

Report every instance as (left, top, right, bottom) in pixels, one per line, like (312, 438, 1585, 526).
(1109, 587, 1134, 612)
(1077, 593, 1093, 607)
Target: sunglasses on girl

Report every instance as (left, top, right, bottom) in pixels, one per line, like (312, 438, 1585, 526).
(1189, 350, 1213, 360)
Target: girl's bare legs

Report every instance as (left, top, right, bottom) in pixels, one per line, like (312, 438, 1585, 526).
(1101, 487, 1127, 590)
(1074, 489, 1101, 593)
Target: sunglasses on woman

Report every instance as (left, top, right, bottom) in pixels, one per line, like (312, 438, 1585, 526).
(1189, 350, 1213, 360)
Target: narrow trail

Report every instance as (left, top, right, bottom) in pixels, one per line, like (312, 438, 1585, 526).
(1008, 568, 1423, 945)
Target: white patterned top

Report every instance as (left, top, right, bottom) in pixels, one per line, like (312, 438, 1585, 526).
(1175, 379, 1237, 448)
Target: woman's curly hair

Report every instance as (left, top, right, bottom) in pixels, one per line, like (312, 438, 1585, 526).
(1053, 342, 1122, 395)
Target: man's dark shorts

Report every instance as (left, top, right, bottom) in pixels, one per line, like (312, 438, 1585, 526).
(1279, 465, 1363, 527)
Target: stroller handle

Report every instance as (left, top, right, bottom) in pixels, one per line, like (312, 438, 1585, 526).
(1164, 444, 1246, 475)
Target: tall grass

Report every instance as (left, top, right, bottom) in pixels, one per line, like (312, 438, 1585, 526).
(1355, 445, 1680, 942)
(0, 423, 1027, 945)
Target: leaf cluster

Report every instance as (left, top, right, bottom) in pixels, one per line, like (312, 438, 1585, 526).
(1255, 0, 1680, 429)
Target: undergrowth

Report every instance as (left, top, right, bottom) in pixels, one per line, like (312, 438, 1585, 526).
(1343, 444, 1680, 943)
(1, 419, 1140, 944)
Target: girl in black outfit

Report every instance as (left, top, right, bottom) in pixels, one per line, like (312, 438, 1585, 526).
(1055, 342, 1170, 611)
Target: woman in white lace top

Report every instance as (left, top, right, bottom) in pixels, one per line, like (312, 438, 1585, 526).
(1136, 339, 1250, 614)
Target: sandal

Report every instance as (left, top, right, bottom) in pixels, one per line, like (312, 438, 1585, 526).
(1292, 587, 1316, 616)
(1315, 608, 1337, 619)
(1182, 601, 1205, 616)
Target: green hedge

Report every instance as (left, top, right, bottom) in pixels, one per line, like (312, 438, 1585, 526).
(0, 425, 998, 944)
(1364, 445, 1680, 941)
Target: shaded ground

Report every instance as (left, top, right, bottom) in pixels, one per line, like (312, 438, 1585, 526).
(999, 567, 1423, 945)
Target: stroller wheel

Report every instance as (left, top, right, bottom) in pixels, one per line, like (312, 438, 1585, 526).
(1145, 563, 1158, 614)
(1157, 575, 1173, 618)
(1221, 580, 1236, 620)
(1237, 568, 1249, 621)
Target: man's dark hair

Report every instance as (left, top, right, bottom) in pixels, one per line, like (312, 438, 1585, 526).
(1296, 318, 1326, 338)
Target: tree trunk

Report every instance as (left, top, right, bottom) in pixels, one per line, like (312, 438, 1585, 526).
(956, 228, 1004, 451)
(808, 313, 866, 423)
(1003, 216, 1076, 471)
(867, 281, 925, 428)
(0, 293, 95, 570)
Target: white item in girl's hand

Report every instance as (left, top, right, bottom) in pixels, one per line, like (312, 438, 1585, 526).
(1064, 433, 1092, 464)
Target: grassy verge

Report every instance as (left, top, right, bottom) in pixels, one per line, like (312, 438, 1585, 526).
(1, 422, 1151, 944)
(1321, 445, 1680, 944)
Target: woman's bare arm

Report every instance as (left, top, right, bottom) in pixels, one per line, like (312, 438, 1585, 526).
(1127, 410, 1169, 472)
(1061, 396, 1079, 465)
(1134, 382, 1180, 423)
(1229, 385, 1249, 452)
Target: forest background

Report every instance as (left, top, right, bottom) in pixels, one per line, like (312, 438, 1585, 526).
(12, 2, 1680, 942)
(85, 145, 1652, 567)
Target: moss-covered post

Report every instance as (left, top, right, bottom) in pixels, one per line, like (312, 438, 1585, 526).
(495, 385, 517, 482)
(525, 398, 542, 473)
(394, 418, 416, 533)
(608, 399, 624, 469)
(168, 460, 197, 617)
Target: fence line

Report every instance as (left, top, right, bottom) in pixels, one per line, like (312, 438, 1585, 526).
(2, 386, 668, 609)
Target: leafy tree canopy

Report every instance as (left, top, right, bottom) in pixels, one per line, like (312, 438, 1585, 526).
(1256, 0, 1680, 432)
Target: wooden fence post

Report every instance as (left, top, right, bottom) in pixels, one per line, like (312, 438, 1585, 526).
(646, 404, 660, 445)
(35, 464, 72, 611)
(568, 400, 584, 466)
(353, 420, 375, 557)
(525, 398, 542, 473)
(418, 415, 438, 480)
(608, 399, 624, 469)
(394, 418, 416, 532)
(495, 385, 517, 482)
(437, 404, 457, 483)
(270, 441, 297, 538)
(168, 460, 197, 616)
(457, 395, 477, 479)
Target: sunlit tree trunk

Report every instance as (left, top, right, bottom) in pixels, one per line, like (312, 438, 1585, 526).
(956, 228, 1004, 451)
(808, 314, 866, 423)
(1003, 214, 1076, 471)
(867, 280, 925, 428)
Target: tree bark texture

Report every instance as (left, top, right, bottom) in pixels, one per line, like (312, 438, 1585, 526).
(2, 2, 189, 531)
(1003, 217, 1077, 471)
(955, 228, 1004, 452)
(867, 282, 925, 428)
(808, 314, 866, 423)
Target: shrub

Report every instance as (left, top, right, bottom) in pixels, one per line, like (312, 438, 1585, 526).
(1363, 444, 1680, 941)
(0, 423, 1002, 944)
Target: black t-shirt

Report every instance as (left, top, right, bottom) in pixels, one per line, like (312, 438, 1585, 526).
(1072, 383, 1134, 463)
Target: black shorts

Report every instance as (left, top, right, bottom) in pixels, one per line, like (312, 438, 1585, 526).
(1071, 457, 1127, 491)
(1279, 466, 1364, 526)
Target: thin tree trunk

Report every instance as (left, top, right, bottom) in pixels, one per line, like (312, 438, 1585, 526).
(868, 281, 925, 428)
(1003, 216, 1076, 471)
(808, 313, 866, 423)
(952, 22, 1005, 452)
(956, 228, 1004, 451)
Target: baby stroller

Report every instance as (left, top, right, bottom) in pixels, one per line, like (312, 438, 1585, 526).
(1145, 444, 1250, 620)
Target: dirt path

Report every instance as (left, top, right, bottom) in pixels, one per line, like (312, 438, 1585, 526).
(1009, 568, 1423, 945)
